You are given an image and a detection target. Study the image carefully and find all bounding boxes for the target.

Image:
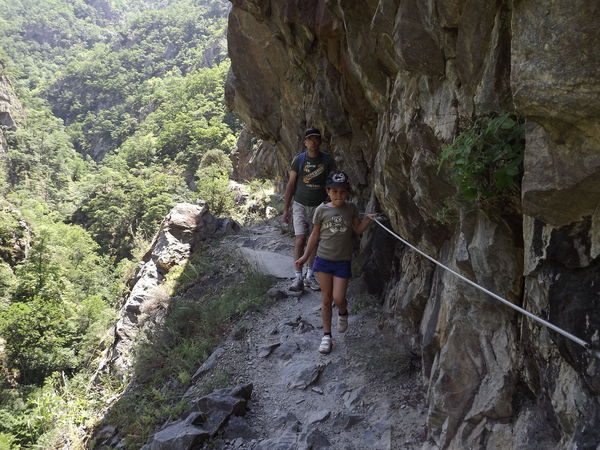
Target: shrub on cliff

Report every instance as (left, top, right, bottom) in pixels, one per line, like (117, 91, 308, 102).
(439, 112, 525, 213)
(195, 163, 234, 216)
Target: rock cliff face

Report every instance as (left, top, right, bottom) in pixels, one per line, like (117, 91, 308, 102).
(0, 68, 22, 156)
(230, 125, 284, 187)
(0, 69, 29, 268)
(225, 1, 600, 448)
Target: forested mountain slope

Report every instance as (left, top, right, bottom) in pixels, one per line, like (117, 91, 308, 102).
(0, 1, 244, 448)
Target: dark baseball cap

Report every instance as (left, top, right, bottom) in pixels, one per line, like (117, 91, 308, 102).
(304, 128, 321, 138)
(326, 171, 351, 189)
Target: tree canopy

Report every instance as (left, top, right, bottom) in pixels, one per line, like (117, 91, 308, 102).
(0, 1, 236, 446)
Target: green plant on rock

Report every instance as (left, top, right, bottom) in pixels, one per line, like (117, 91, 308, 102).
(195, 163, 234, 216)
(236, 179, 277, 226)
(438, 112, 525, 209)
(199, 149, 233, 175)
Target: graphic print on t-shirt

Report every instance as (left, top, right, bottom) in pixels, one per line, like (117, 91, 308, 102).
(322, 214, 348, 233)
(302, 161, 326, 189)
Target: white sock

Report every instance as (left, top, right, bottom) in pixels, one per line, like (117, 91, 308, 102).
(306, 267, 314, 279)
(295, 271, 302, 281)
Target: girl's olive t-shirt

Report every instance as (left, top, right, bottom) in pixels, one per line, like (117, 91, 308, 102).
(312, 202, 358, 261)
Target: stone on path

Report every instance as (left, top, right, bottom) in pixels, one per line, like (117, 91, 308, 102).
(255, 430, 299, 450)
(239, 248, 293, 278)
(307, 409, 330, 424)
(146, 412, 210, 450)
(258, 342, 281, 358)
(287, 289, 304, 298)
(191, 347, 225, 380)
(300, 429, 331, 449)
(146, 384, 253, 450)
(272, 340, 301, 361)
(343, 387, 365, 410)
(273, 411, 302, 431)
(281, 360, 326, 389)
(222, 416, 257, 440)
(266, 287, 286, 300)
(285, 315, 314, 333)
(332, 413, 364, 431)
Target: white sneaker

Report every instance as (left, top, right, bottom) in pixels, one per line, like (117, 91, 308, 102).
(289, 277, 304, 291)
(319, 335, 332, 354)
(305, 275, 320, 291)
(338, 313, 348, 333)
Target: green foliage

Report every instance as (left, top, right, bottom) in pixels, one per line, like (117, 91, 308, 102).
(0, 432, 15, 449)
(438, 112, 525, 208)
(0, 370, 124, 449)
(3, 101, 94, 216)
(0, 0, 109, 88)
(0, 222, 118, 444)
(0, 222, 115, 385)
(137, 62, 239, 175)
(200, 148, 233, 174)
(41, 1, 230, 157)
(234, 179, 279, 226)
(196, 163, 234, 216)
(165, 247, 215, 296)
(0, 262, 16, 306)
(0, 204, 26, 266)
(102, 253, 273, 448)
(0, 297, 77, 385)
(12, 222, 115, 303)
(75, 164, 187, 259)
(0, 2, 240, 448)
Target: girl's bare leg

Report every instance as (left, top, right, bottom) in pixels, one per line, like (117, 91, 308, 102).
(332, 276, 349, 314)
(318, 271, 334, 333)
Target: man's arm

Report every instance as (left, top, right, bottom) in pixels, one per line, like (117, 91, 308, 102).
(283, 170, 298, 224)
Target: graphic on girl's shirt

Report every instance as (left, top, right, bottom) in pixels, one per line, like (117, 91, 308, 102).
(322, 214, 348, 233)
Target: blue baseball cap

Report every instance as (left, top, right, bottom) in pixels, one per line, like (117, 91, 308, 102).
(304, 128, 321, 138)
(326, 171, 350, 189)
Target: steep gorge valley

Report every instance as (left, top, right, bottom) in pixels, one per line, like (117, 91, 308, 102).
(0, 0, 599, 449)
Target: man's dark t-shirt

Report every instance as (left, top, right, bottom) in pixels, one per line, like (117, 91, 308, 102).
(291, 152, 335, 206)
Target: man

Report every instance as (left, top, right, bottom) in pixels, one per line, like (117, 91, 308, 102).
(283, 128, 335, 291)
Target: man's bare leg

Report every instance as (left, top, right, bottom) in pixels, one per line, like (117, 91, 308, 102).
(304, 246, 320, 291)
(290, 234, 306, 291)
(294, 234, 306, 272)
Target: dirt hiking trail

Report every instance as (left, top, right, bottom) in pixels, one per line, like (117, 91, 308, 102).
(194, 223, 428, 449)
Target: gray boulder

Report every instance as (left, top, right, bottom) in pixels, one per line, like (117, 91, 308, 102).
(281, 360, 326, 390)
(146, 384, 253, 450)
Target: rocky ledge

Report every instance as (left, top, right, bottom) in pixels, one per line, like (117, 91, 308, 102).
(225, 1, 600, 448)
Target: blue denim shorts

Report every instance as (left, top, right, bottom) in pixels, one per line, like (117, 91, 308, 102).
(313, 256, 352, 279)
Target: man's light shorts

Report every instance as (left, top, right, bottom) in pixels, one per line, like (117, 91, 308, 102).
(292, 201, 318, 236)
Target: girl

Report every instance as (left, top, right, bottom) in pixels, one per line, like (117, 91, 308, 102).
(295, 171, 376, 354)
